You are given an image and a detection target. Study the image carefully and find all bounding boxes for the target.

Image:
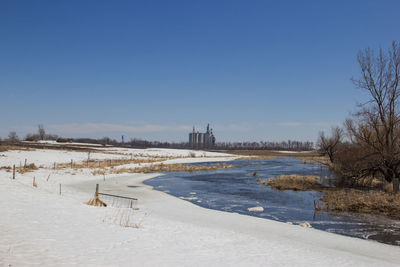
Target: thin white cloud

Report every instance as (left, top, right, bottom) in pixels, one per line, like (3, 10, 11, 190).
(47, 123, 192, 135)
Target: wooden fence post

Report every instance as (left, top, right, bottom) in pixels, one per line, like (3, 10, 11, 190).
(59, 184, 62, 195)
(95, 184, 99, 198)
(71, 159, 73, 168)
(24, 159, 27, 168)
(13, 165, 15, 179)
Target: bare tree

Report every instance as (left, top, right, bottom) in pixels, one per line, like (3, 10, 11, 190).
(38, 124, 46, 140)
(25, 133, 40, 141)
(317, 126, 343, 163)
(346, 41, 400, 193)
(8, 131, 19, 142)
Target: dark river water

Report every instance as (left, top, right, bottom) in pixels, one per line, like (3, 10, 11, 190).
(144, 158, 400, 246)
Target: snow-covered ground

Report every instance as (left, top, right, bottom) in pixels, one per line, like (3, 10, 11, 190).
(1, 146, 399, 266)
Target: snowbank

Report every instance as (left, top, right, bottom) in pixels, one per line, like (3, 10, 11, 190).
(0, 147, 399, 266)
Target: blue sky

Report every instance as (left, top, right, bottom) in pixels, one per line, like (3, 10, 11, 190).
(1, 0, 399, 142)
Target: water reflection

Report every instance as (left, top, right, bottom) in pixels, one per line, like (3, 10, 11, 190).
(144, 158, 400, 246)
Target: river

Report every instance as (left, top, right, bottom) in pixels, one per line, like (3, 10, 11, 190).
(144, 158, 400, 246)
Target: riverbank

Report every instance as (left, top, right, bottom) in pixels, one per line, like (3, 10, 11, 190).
(1, 146, 400, 266)
(265, 174, 400, 220)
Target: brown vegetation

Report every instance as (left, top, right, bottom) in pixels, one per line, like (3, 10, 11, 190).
(321, 190, 400, 219)
(266, 175, 326, 191)
(229, 150, 319, 157)
(0, 166, 12, 172)
(0, 143, 35, 152)
(17, 163, 38, 174)
(87, 197, 107, 207)
(299, 156, 331, 165)
(335, 175, 393, 193)
(230, 150, 324, 162)
(57, 158, 165, 170)
(263, 174, 400, 219)
(8, 141, 99, 153)
(101, 162, 236, 175)
(237, 155, 276, 160)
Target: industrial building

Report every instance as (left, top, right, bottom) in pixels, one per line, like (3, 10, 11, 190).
(189, 124, 216, 148)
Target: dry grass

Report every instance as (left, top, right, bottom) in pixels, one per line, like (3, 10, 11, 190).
(231, 150, 331, 165)
(108, 162, 236, 174)
(56, 152, 211, 171)
(264, 174, 400, 219)
(267, 175, 326, 191)
(228, 150, 319, 157)
(0, 144, 36, 152)
(0, 166, 12, 172)
(17, 163, 38, 174)
(57, 158, 166, 170)
(321, 189, 400, 219)
(90, 162, 236, 176)
(352, 177, 393, 193)
(335, 176, 393, 193)
(87, 196, 107, 207)
(236, 155, 277, 160)
(228, 150, 326, 162)
(92, 169, 106, 176)
(299, 156, 331, 165)
(11, 142, 98, 153)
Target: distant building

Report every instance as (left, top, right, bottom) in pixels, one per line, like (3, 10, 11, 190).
(189, 124, 216, 148)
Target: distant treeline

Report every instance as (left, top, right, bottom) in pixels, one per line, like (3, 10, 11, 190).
(4, 125, 313, 151)
(55, 137, 314, 151)
(214, 140, 314, 151)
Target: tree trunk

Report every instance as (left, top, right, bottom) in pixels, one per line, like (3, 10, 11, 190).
(393, 177, 399, 194)
(328, 151, 334, 163)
